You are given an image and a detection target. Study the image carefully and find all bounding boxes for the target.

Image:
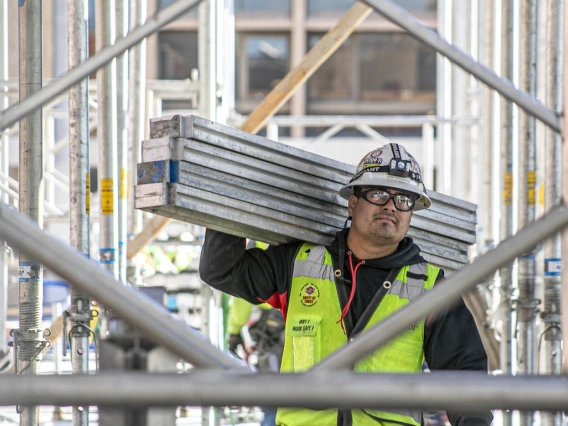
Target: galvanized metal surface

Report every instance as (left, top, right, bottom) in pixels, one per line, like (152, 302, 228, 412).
(0, 371, 568, 411)
(542, 0, 563, 421)
(96, 0, 119, 286)
(499, 4, 516, 420)
(360, 0, 560, 133)
(128, 0, 146, 239)
(68, 0, 92, 424)
(517, 3, 538, 426)
(0, 202, 249, 371)
(137, 116, 477, 273)
(116, 0, 129, 284)
(0, 0, 205, 132)
(18, 1, 44, 424)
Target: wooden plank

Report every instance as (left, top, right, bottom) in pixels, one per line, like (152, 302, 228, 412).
(126, 214, 172, 259)
(130, 3, 371, 254)
(240, 2, 372, 134)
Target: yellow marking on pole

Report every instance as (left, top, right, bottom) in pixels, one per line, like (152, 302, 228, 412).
(120, 168, 127, 200)
(503, 172, 513, 205)
(538, 184, 545, 206)
(527, 170, 536, 206)
(101, 178, 114, 215)
(86, 173, 91, 215)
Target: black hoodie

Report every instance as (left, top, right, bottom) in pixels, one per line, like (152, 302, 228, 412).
(199, 228, 493, 426)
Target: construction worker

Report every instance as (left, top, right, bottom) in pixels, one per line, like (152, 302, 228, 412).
(226, 240, 282, 426)
(199, 143, 492, 426)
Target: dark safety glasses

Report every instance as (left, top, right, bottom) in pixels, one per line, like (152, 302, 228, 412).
(358, 188, 416, 211)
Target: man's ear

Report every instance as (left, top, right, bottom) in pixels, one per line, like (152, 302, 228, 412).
(347, 194, 358, 217)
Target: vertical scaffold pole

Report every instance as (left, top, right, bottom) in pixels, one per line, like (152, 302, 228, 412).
(563, 0, 568, 387)
(199, 0, 218, 122)
(479, 0, 495, 250)
(451, 0, 468, 199)
(116, 0, 129, 284)
(436, 0, 452, 195)
(0, 0, 10, 370)
(17, 1, 44, 425)
(517, 0, 538, 424)
(68, 0, 91, 424)
(127, 0, 146, 286)
(96, 0, 119, 335)
(499, 0, 516, 425)
(543, 1, 563, 426)
(560, 0, 568, 392)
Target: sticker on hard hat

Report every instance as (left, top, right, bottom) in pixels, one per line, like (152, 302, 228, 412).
(386, 174, 413, 183)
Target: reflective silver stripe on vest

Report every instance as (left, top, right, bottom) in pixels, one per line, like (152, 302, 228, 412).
(388, 263, 428, 302)
(293, 245, 335, 281)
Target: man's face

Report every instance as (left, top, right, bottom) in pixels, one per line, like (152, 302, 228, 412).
(347, 187, 413, 245)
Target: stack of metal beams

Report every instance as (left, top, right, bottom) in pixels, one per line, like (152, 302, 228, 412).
(135, 115, 476, 273)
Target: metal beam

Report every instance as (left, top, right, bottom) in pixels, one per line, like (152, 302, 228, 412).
(360, 0, 561, 133)
(562, 0, 568, 375)
(0, 372, 567, 411)
(0, 202, 249, 371)
(68, 1, 92, 423)
(0, 0, 205, 132)
(128, 2, 373, 254)
(312, 204, 568, 371)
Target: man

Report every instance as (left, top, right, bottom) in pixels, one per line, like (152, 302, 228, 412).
(200, 143, 492, 426)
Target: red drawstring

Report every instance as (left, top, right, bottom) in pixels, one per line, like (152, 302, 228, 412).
(337, 252, 364, 334)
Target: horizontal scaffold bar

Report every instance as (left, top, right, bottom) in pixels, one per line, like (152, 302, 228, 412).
(0, 371, 567, 411)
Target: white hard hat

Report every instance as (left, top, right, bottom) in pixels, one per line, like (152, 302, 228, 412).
(339, 143, 432, 210)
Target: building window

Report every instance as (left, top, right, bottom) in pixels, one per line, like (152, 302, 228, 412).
(359, 32, 436, 101)
(307, 34, 354, 101)
(308, 32, 436, 115)
(307, 0, 436, 17)
(158, 31, 198, 80)
(158, 0, 198, 18)
(236, 34, 290, 112)
(236, 0, 290, 14)
(308, 0, 353, 17)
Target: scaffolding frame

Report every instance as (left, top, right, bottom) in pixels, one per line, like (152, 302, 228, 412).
(0, 0, 566, 417)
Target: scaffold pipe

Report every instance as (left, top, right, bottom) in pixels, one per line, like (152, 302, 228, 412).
(0, 202, 249, 371)
(0, 372, 566, 411)
(16, 1, 44, 425)
(360, 0, 561, 133)
(68, 0, 92, 424)
(0, 0, 205, 132)
(543, 1, 563, 425)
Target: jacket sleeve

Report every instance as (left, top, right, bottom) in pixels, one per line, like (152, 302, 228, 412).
(424, 270, 494, 426)
(198, 228, 300, 311)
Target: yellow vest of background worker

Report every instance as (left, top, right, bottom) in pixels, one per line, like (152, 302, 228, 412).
(277, 243, 439, 426)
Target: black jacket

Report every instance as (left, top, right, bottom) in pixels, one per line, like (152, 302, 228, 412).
(199, 228, 493, 426)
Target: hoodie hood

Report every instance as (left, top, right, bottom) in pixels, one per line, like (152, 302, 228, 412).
(327, 228, 425, 270)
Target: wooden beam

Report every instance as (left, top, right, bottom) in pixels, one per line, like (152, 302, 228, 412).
(128, 2, 371, 254)
(126, 214, 172, 259)
(240, 1, 372, 134)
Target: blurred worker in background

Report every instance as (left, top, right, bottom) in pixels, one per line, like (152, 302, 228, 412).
(226, 241, 284, 426)
(200, 143, 493, 426)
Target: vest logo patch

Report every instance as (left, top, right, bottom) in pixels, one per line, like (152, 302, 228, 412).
(300, 283, 320, 307)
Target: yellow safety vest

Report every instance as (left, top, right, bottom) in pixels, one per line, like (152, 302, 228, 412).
(277, 243, 439, 426)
